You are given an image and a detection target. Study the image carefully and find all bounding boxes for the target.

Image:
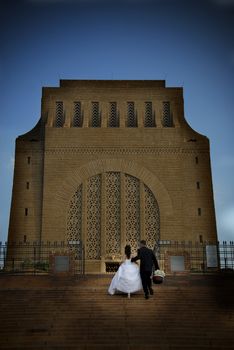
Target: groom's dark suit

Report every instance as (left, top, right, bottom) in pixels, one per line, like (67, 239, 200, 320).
(131, 246, 159, 298)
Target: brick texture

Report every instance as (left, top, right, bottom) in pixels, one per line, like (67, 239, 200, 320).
(7, 80, 218, 273)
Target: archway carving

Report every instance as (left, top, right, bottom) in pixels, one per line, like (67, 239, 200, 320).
(53, 159, 173, 265)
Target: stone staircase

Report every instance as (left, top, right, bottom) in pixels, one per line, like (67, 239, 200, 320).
(0, 273, 234, 349)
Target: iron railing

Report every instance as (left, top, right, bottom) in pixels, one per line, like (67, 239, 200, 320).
(0, 241, 233, 274)
(218, 241, 234, 270)
(0, 241, 84, 275)
(156, 241, 234, 273)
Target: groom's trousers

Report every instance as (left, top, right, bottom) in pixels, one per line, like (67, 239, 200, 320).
(140, 270, 152, 296)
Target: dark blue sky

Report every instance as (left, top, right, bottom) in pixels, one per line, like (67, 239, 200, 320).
(1, 0, 234, 242)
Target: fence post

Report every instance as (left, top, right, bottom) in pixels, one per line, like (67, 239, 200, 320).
(3, 245, 5, 268)
(217, 241, 221, 270)
(34, 246, 36, 275)
(83, 246, 85, 275)
(224, 257, 227, 269)
(231, 242, 234, 270)
(203, 244, 206, 273)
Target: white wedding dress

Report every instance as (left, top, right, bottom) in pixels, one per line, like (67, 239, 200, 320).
(108, 259, 142, 296)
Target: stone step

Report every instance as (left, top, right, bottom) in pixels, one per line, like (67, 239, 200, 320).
(0, 274, 234, 349)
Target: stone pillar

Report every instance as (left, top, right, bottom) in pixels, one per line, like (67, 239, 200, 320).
(154, 101, 162, 128)
(46, 102, 55, 127)
(119, 101, 126, 128)
(120, 173, 126, 256)
(64, 101, 72, 127)
(81, 181, 87, 265)
(172, 99, 181, 127)
(140, 181, 145, 241)
(82, 101, 90, 128)
(101, 102, 108, 128)
(136, 101, 144, 127)
(101, 173, 106, 273)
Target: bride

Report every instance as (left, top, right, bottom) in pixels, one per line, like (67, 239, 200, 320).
(108, 245, 142, 298)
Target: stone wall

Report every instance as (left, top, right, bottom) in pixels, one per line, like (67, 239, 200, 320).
(7, 80, 218, 272)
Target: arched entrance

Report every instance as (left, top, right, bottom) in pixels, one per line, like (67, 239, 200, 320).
(66, 172, 160, 272)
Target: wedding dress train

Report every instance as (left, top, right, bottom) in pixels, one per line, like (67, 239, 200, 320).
(108, 259, 142, 296)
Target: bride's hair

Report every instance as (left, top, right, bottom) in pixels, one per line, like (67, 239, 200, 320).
(125, 245, 131, 259)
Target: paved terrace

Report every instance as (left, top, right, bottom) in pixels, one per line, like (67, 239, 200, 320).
(0, 273, 234, 350)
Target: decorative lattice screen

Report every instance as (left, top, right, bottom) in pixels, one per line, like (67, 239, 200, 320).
(55, 101, 64, 127)
(144, 185, 160, 252)
(66, 172, 160, 260)
(91, 102, 101, 127)
(105, 172, 121, 254)
(126, 102, 137, 127)
(66, 185, 82, 257)
(162, 101, 173, 127)
(125, 174, 140, 254)
(73, 102, 82, 127)
(86, 175, 101, 259)
(108, 102, 119, 127)
(144, 102, 155, 127)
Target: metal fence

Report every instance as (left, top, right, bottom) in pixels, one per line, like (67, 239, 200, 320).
(218, 241, 234, 270)
(0, 241, 233, 275)
(156, 241, 234, 273)
(0, 241, 84, 275)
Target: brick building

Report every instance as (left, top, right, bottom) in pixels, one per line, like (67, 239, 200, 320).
(7, 80, 218, 273)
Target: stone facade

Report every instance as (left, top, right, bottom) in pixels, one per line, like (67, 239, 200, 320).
(7, 80, 218, 273)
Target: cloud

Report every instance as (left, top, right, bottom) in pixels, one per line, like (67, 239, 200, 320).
(219, 206, 234, 240)
(6, 156, 15, 171)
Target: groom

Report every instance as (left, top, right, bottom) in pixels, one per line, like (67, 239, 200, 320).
(131, 240, 159, 299)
